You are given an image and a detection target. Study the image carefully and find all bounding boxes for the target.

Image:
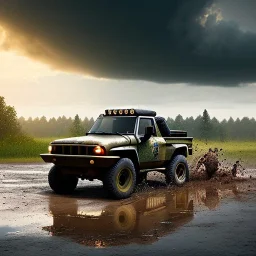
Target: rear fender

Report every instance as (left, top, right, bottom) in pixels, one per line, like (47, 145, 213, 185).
(172, 144, 189, 158)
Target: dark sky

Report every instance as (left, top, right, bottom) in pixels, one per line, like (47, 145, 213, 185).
(217, 0, 256, 33)
(0, 0, 256, 86)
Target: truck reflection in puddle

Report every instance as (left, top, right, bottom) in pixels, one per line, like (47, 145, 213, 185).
(43, 190, 194, 247)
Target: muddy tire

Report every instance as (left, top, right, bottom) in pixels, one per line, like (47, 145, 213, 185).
(103, 158, 136, 199)
(48, 165, 78, 194)
(165, 155, 189, 186)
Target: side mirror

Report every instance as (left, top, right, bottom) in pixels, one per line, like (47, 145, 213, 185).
(140, 126, 154, 143)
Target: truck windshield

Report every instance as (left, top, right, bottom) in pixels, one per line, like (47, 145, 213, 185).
(89, 116, 137, 134)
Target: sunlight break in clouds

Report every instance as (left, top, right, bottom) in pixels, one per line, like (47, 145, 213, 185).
(0, 51, 57, 82)
(0, 25, 59, 81)
(198, 4, 223, 27)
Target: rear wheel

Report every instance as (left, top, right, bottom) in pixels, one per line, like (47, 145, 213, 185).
(165, 155, 189, 186)
(48, 165, 78, 194)
(103, 158, 136, 199)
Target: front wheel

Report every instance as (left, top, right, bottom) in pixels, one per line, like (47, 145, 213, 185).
(165, 155, 189, 186)
(103, 158, 136, 199)
(48, 165, 78, 194)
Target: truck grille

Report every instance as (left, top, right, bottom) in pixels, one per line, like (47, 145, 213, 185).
(51, 145, 95, 155)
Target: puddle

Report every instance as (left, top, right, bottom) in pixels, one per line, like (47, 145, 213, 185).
(43, 190, 194, 246)
(41, 180, 254, 247)
(0, 163, 255, 251)
(2, 171, 47, 175)
(0, 226, 22, 238)
(0, 183, 49, 188)
(2, 179, 25, 183)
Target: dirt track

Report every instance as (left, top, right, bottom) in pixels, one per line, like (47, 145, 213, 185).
(0, 163, 256, 256)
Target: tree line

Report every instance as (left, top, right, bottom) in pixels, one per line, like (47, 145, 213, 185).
(19, 109, 256, 141)
(166, 109, 256, 141)
(1, 96, 256, 141)
(18, 115, 95, 138)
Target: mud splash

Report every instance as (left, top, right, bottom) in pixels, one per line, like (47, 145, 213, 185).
(195, 148, 219, 179)
(137, 147, 250, 188)
(191, 148, 247, 182)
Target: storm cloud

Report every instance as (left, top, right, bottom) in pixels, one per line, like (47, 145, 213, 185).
(0, 0, 256, 86)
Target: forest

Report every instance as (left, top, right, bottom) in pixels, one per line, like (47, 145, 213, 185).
(1, 96, 255, 141)
(1, 96, 255, 163)
(18, 110, 256, 141)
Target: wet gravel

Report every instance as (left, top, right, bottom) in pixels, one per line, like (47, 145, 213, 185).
(0, 163, 256, 256)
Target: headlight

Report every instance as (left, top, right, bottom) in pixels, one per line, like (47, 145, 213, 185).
(48, 145, 52, 153)
(93, 146, 105, 155)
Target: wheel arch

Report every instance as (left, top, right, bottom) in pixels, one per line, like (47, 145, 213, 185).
(109, 147, 139, 172)
(171, 144, 189, 159)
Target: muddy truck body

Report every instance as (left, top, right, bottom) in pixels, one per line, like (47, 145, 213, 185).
(41, 109, 193, 199)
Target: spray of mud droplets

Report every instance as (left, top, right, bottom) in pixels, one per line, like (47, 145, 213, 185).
(190, 147, 248, 183)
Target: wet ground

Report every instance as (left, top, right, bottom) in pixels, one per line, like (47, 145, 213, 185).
(0, 163, 256, 256)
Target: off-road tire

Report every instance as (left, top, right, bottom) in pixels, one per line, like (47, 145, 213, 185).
(103, 158, 136, 199)
(48, 165, 78, 194)
(165, 155, 189, 186)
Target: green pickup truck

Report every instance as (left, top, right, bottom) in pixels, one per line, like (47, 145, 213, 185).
(41, 109, 193, 199)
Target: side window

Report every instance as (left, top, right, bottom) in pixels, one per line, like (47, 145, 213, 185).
(138, 118, 156, 136)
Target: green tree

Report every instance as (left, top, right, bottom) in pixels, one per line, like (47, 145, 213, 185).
(88, 117, 95, 131)
(70, 114, 84, 136)
(201, 109, 211, 141)
(210, 117, 219, 140)
(173, 114, 184, 130)
(0, 96, 21, 140)
(166, 117, 174, 129)
(219, 122, 228, 142)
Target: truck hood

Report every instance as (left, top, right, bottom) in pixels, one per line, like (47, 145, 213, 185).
(51, 134, 136, 149)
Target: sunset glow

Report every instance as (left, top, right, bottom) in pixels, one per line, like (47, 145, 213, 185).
(0, 51, 56, 81)
(1, 1, 256, 121)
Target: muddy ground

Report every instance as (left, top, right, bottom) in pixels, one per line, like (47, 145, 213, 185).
(0, 163, 256, 256)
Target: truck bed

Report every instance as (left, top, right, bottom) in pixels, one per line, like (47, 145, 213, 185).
(163, 136, 193, 155)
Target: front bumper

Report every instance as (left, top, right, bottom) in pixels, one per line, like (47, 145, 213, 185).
(40, 154, 120, 168)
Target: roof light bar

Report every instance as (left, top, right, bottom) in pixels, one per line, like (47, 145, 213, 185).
(104, 109, 156, 117)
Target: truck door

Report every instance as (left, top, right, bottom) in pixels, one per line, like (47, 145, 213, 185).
(137, 117, 166, 169)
